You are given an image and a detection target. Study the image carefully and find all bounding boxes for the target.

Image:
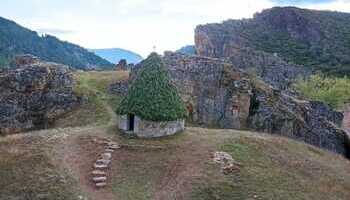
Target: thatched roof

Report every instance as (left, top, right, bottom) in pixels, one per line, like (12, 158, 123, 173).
(116, 53, 187, 121)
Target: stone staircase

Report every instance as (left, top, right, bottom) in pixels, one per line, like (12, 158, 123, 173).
(91, 140, 120, 188)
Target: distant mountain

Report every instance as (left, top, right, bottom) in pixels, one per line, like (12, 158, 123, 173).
(0, 16, 113, 70)
(196, 7, 350, 75)
(176, 45, 196, 55)
(91, 48, 143, 64)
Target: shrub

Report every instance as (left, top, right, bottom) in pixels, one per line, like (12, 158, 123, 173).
(294, 74, 350, 109)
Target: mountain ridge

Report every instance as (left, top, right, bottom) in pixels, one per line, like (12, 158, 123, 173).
(91, 48, 143, 64)
(0, 16, 113, 70)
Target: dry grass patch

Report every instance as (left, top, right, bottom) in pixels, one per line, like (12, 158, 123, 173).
(0, 135, 81, 200)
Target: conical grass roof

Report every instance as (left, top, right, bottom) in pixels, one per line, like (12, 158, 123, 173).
(116, 53, 187, 121)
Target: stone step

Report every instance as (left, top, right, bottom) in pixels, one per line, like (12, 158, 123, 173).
(92, 170, 106, 176)
(94, 163, 108, 169)
(92, 176, 107, 182)
(106, 141, 118, 145)
(108, 144, 120, 150)
(105, 149, 115, 153)
(101, 153, 112, 160)
(95, 182, 107, 188)
(96, 159, 111, 165)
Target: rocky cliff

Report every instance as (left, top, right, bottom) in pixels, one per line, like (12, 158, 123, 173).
(125, 52, 349, 156)
(163, 52, 252, 129)
(0, 55, 81, 134)
(195, 7, 350, 78)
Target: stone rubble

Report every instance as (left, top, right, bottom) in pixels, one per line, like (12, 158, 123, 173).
(213, 151, 242, 174)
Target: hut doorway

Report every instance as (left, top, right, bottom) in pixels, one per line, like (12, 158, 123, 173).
(128, 114, 135, 131)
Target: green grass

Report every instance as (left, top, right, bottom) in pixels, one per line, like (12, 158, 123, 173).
(105, 128, 350, 200)
(191, 134, 350, 200)
(294, 74, 350, 109)
(55, 71, 127, 128)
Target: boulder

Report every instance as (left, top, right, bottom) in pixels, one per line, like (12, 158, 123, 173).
(0, 55, 81, 134)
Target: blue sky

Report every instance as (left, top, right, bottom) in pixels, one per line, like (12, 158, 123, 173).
(1, 0, 349, 56)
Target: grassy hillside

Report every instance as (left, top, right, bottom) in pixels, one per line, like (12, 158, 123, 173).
(54, 71, 128, 128)
(0, 16, 113, 70)
(0, 71, 349, 200)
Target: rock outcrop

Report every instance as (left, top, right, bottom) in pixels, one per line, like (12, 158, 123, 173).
(0, 55, 81, 134)
(249, 82, 348, 155)
(116, 59, 127, 70)
(163, 52, 252, 129)
(128, 52, 348, 156)
(195, 27, 310, 90)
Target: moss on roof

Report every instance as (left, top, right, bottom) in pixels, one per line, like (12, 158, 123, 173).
(116, 53, 187, 121)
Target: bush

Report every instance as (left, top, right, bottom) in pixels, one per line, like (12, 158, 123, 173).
(294, 74, 350, 109)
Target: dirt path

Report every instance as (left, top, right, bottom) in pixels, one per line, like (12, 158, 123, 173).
(54, 103, 119, 200)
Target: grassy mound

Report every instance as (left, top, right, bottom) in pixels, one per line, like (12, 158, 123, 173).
(108, 128, 350, 200)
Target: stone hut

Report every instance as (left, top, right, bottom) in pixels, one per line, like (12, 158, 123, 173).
(116, 53, 187, 138)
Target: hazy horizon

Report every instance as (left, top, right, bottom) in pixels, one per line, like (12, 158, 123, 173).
(1, 0, 350, 57)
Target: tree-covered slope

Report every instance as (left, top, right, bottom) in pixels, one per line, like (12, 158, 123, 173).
(0, 16, 113, 70)
(196, 7, 350, 75)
